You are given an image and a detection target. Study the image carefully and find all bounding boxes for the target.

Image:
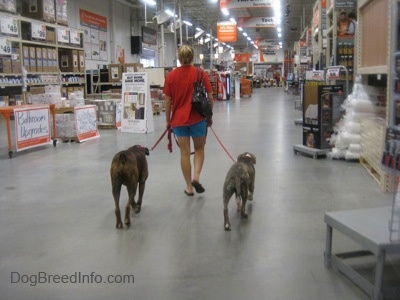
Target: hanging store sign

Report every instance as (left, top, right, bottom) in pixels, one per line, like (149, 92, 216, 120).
(14, 106, 51, 152)
(335, 0, 356, 9)
(237, 17, 275, 28)
(217, 21, 237, 42)
(220, 0, 273, 9)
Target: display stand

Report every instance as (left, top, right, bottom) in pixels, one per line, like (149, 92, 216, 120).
(120, 72, 154, 134)
(293, 67, 348, 159)
(0, 104, 57, 158)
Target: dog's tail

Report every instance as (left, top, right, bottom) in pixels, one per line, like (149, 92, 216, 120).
(118, 152, 128, 164)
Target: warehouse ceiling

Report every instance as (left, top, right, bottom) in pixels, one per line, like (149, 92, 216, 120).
(127, 0, 317, 51)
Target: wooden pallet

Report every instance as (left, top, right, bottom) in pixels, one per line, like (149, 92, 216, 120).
(360, 157, 399, 192)
(98, 124, 116, 129)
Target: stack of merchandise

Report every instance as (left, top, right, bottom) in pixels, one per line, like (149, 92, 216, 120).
(328, 80, 386, 160)
(28, 85, 62, 107)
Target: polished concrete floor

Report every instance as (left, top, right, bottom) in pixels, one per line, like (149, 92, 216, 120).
(0, 87, 398, 299)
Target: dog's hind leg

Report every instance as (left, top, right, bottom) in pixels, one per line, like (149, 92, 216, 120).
(223, 191, 233, 231)
(112, 183, 123, 229)
(125, 183, 137, 226)
(135, 181, 145, 214)
(240, 188, 248, 220)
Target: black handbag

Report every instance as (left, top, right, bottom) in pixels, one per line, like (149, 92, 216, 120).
(192, 68, 213, 119)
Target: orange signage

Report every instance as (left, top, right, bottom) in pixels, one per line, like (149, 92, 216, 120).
(217, 22, 237, 42)
(79, 9, 107, 29)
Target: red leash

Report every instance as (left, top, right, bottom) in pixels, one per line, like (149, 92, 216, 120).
(209, 126, 236, 163)
(151, 128, 172, 153)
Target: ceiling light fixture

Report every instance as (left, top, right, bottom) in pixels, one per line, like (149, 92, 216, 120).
(183, 20, 193, 26)
(221, 8, 229, 16)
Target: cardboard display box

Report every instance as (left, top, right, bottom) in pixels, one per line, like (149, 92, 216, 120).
(123, 63, 143, 73)
(0, 0, 17, 13)
(29, 46, 37, 72)
(36, 47, 43, 72)
(108, 64, 123, 82)
(72, 49, 79, 73)
(11, 47, 21, 73)
(78, 50, 85, 72)
(22, 46, 30, 71)
(55, 0, 68, 26)
(21, 0, 55, 23)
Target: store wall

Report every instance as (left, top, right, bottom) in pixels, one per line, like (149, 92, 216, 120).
(67, 0, 142, 70)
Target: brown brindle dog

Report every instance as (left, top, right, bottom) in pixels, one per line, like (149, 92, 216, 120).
(110, 145, 149, 229)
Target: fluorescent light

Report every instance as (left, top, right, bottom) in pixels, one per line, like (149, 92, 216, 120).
(277, 27, 281, 33)
(229, 18, 236, 23)
(247, 37, 251, 41)
(143, 0, 156, 5)
(183, 20, 193, 26)
(221, 8, 229, 16)
(165, 9, 177, 17)
(213, 42, 218, 48)
(243, 32, 248, 37)
(278, 33, 282, 38)
(237, 27, 243, 31)
(199, 53, 204, 60)
(196, 27, 202, 31)
(204, 37, 210, 43)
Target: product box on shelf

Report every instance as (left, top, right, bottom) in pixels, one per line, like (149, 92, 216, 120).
(41, 48, 48, 72)
(46, 29, 56, 44)
(36, 47, 43, 72)
(59, 49, 72, 72)
(11, 47, 21, 73)
(72, 49, 79, 73)
(123, 63, 144, 73)
(108, 64, 122, 82)
(78, 50, 85, 72)
(29, 46, 36, 72)
(22, 46, 30, 71)
(1, 57, 12, 73)
(0, 96, 10, 107)
(0, 0, 17, 13)
(55, 0, 68, 26)
(21, 0, 55, 23)
(51, 48, 57, 71)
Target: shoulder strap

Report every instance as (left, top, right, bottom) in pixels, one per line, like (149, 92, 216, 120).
(197, 67, 204, 84)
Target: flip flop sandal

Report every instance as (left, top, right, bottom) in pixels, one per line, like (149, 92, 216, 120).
(191, 181, 205, 193)
(184, 190, 194, 196)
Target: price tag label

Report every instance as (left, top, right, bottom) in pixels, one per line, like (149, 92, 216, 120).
(0, 15, 19, 36)
(69, 29, 81, 46)
(0, 37, 12, 55)
(31, 22, 46, 40)
(327, 68, 340, 80)
(57, 28, 70, 44)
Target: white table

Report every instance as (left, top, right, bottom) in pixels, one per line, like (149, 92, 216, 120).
(324, 206, 400, 300)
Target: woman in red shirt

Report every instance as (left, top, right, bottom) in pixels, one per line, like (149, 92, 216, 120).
(164, 45, 213, 196)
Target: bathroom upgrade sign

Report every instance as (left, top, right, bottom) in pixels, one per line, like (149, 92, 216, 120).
(14, 106, 51, 151)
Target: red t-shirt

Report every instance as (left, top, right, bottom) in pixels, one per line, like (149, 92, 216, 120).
(164, 65, 213, 127)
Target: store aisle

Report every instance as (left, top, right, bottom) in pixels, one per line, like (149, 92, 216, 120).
(0, 87, 397, 300)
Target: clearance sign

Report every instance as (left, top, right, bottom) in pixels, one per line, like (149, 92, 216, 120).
(220, 0, 273, 9)
(217, 21, 237, 42)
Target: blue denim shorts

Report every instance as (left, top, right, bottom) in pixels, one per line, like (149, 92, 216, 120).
(172, 120, 206, 137)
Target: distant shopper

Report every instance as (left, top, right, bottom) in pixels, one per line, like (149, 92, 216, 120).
(164, 45, 214, 196)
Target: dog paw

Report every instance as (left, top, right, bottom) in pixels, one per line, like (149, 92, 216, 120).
(248, 194, 253, 201)
(116, 222, 123, 229)
(134, 205, 141, 214)
(224, 224, 231, 231)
